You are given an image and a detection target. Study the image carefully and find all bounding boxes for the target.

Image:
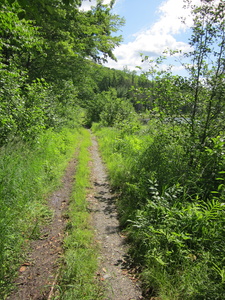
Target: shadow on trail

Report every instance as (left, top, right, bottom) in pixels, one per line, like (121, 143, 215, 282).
(94, 181, 118, 216)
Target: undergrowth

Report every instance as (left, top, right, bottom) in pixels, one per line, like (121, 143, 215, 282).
(0, 127, 82, 298)
(93, 120, 225, 300)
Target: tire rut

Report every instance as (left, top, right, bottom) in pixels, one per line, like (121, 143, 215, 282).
(7, 156, 78, 300)
(88, 134, 143, 300)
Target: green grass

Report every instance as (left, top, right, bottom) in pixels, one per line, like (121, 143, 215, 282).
(58, 128, 103, 300)
(0, 127, 82, 298)
(93, 121, 225, 300)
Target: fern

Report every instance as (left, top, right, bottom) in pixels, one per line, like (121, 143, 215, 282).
(197, 199, 224, 221)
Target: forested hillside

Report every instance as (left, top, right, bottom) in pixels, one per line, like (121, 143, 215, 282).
(1, 0, 225, 299)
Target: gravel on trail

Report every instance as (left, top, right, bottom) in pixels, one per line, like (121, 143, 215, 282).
(88, 134, 143, 300)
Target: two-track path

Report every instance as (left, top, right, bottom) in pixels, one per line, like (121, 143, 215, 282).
(8, 131, 143, 300)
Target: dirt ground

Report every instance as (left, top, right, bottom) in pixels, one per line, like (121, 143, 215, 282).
(7, 132, 144, 300)
(88, 134, 143, 300)
(7, 155, 78, 300)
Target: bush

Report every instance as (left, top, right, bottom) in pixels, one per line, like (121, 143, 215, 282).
(95, 119, 225, 299)
(85, 88, 137, 128)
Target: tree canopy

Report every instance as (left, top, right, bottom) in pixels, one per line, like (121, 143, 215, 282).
(0, 0, 124, 144)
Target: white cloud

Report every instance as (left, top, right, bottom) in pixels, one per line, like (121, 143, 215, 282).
(104, 0, 201, 73)
(80, 0, 119, 11)
(154, 0, 192, 34)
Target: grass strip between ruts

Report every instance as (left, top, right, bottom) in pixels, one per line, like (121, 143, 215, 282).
(58, 128, 103, 300)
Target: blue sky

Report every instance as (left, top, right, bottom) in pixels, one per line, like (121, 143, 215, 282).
(112, 0, 161, 44)
(81, 0, 202, 75)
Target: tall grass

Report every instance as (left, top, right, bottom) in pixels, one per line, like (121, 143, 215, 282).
(0, 127, 82, 298)
(94, 120, 225, 300)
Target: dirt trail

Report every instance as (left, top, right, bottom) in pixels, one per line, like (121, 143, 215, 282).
(8, 157, 77, 300)
(88, 134, 143, 300)
(8, 132, 143, 300)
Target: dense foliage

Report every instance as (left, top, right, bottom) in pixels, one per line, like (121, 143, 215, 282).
(93, 1, 225, 299)
(0, 0, 124, 145)
(95, 117, 225, 299)
(1, 0, 225, 298)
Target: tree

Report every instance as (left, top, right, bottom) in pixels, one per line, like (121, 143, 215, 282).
(0, 2, 45, 144)
(0, 0, 124, 144)
(181, 0, 225, 197)
(6, 0, 124, 82)
(185, 0, 225, 145)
